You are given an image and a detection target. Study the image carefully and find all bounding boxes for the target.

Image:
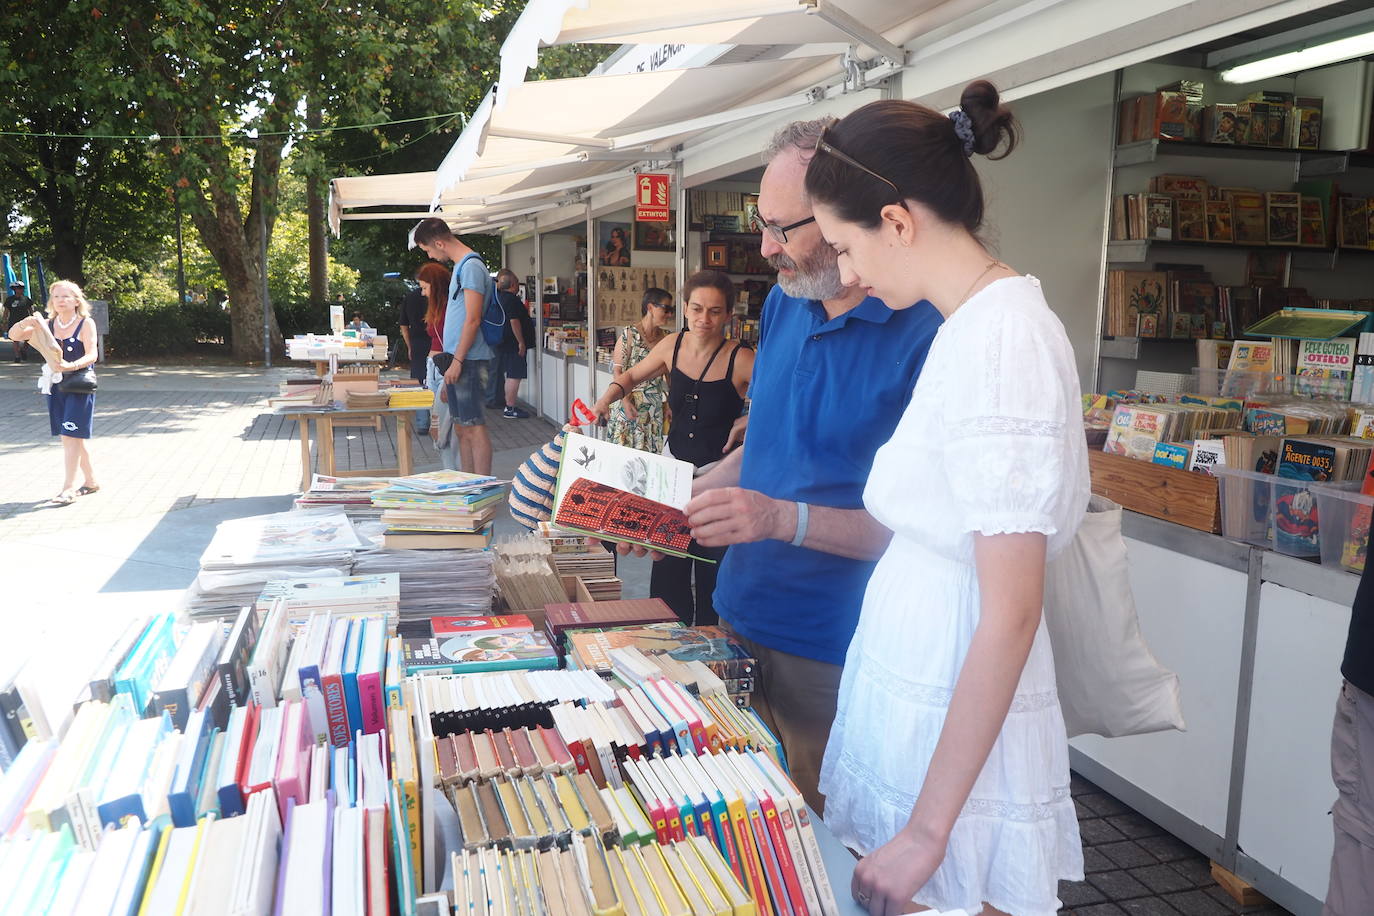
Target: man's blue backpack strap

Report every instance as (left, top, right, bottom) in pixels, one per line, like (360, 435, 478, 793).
(454, 252, 507, 348)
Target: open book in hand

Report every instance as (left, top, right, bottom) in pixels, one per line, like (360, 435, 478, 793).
(551, 432, 712, 561)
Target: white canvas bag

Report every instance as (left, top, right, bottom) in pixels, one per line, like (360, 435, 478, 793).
(1043, 495, 1187, 738)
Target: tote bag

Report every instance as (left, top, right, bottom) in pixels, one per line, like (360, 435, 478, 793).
(1043, 495, 1187, 739)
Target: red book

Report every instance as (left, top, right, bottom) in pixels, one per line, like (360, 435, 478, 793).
(430, 614, 535, 637)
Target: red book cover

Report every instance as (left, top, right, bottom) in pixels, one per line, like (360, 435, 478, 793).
(759, 793, 810, 916)
(554, 477, 704, 558)
(430, 615, 535, 637)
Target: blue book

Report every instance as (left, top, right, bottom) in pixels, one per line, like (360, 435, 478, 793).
(216, 705, 249, 818)
(342, 617, 366, 738)
(167, 710, 213, 827)
(97, 713, 173, 829)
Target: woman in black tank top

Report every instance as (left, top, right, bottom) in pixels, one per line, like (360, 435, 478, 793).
(592, 270, 754, 624)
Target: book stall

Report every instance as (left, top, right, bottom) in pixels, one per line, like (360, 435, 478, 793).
(1061, 49, 1374, 913)
(0, 459, 923, 916)
(508, 185, 774, 426)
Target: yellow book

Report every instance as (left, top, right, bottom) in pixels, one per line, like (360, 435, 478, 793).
(554, 774, 591, 832)
(398, 778, 422, 884)
(637, 843, 690, 916)
(578, 833, 627, 916)
(621, 846, 670, 916)
(174, 817, 212, 914)
(136, 826, 174, 916)
(721, 789, 772, 916)
(606, 844, 646, 916)
(687, 835, 757, 916)
(662, 842, 726, 916)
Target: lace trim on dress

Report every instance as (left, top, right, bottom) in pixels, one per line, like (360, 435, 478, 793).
(947, 415, 1064, 441)
(859, 652, 1060, 714)
(833, 750, 1073, 823)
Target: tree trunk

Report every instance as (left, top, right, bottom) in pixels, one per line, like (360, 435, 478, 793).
(221, 244, 283, 363)
(306, 101, 329, 305)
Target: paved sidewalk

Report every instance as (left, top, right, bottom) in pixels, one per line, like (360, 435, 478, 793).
(0, 360, 556, 540)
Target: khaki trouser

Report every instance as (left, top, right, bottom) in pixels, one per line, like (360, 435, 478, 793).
(1327, 680, 1374, 916)
(722, 622, 843, 816)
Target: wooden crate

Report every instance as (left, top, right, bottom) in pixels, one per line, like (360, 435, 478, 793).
(1088, 450, 1221, 533)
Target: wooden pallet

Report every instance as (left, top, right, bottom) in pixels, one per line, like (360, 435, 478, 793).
(1088, 450, 1222, 533)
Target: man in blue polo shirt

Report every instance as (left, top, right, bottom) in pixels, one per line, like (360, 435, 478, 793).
(684, 119, 941, 814)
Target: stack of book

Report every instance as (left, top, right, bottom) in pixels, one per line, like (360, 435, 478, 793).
(352, 547, 496, 628)
(545, 599, 679, 657)
(404, 614, 559, 675)
(389, 387, 434, 409)
(373, 471, 506, 547)
(293, 473, 391, 518)
(255, 573, 400, 632)
(564, 624, 757, 708)
(184, 509, 365, 619)
(343, 388, 390, 410)
(495, 535, 573, 611)
(0, 603, 833, 916)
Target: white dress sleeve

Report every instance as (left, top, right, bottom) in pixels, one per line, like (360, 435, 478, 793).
(941, 292, 1075, 540)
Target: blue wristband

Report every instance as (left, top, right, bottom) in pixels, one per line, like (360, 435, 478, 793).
(790, 501, 809, 548)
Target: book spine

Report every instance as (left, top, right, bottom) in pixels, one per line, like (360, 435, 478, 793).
(152, 687, 191, 733)
(760, 798, 808, 916)
(301, 664, 329, 747)
(322, 672, 350, 747)
(748, 801, 794, 916)
(248, 664, 278, 710)
(358, 671, 385, 736)
(791, 806, 839, 916)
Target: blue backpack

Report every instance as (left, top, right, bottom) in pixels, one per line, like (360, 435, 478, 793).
(454, 252, 508, 348)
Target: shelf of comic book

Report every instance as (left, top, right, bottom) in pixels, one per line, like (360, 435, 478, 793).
(0, 607, 843, 916)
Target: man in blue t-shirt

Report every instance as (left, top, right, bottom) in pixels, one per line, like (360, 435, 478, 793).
(411, 217, 496, 475)
(683, 120, 942, 814)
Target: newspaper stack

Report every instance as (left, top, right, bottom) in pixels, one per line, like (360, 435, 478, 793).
(184, 509, 366, 619)
(351, 519, 495, 635)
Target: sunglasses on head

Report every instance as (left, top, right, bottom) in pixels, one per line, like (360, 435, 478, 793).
(813, 126, 901, 197)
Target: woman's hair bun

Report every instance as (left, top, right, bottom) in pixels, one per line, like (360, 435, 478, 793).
(959, 80, 1018, 160)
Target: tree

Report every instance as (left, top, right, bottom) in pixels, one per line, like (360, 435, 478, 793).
(0, 3, 166, 285)
(102, 1, 526, 361)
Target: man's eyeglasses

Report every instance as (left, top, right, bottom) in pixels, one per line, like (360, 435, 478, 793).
(750, 205, 816, 245)
(813, 126, 901, 197)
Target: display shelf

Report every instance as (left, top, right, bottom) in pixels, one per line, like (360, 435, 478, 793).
(1107, 238, 1331, 262)
(1100, 336, 1198, 360)
(1115, 139, 1374, 174)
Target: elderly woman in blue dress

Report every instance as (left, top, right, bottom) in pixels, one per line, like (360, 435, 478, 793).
(11, 280, 100, 505)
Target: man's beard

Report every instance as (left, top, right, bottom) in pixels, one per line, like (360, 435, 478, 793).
(768, 245, 845, 300)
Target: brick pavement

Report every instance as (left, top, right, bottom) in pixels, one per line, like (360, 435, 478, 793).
(0, 360, 555, 541)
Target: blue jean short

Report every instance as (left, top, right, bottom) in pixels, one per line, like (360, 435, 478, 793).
(446, 358, 491, 427)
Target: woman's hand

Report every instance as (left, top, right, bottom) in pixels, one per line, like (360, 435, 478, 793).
(621, 396, 639, 422)
(851, 825, 947, 916)
(591, 397, 613, 425)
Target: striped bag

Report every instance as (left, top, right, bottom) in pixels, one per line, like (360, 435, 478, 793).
(508, 425, 570, 529)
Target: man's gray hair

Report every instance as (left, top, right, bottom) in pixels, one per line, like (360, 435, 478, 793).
(763, 117, 837, 164)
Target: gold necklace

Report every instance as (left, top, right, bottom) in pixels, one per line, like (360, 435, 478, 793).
(954, 259, 1006, 311)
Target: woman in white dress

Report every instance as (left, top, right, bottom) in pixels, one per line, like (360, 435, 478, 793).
(802, 82, 1090, 916)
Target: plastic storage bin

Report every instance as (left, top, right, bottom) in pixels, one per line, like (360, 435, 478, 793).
(1213, 466, 1277, 549)
(1214, 466, 1342, 558)
(1312, 483, 1374, 574)
(1189, 366, 1353, 400)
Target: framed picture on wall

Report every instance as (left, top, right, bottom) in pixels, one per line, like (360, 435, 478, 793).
(633, 217, 675, 252)
(598, 222, 632, 266)
(704, 243, 728, 269)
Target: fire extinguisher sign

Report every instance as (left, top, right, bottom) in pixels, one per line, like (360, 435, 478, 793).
(635, 173, 671, 222)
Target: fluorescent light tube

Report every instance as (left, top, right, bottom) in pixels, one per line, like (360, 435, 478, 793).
(1219, 30, 1374, 83)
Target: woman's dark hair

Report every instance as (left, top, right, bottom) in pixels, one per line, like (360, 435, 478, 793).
(803, 80, 1018, 234)
(415, 261, 451, 330)
(640, 287, 671, 316)
(681, 270, 734, 308)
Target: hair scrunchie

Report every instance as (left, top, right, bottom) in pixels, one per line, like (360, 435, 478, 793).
(949, 109, 975, 157)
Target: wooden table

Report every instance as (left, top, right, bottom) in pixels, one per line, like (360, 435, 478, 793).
(283, 407, 416, 492)
(292, 355, 389, 377)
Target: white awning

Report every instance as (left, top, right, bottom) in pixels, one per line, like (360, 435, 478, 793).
(428, 53, 840, 221)
(498, 0, 914, 98)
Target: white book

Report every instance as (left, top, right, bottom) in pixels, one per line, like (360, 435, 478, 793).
(248, 597, 289, 708)
(228, 789, 281, 916)
(185, 814, 246, 916)
(141, 824, 202, 916)
(280, 796, 333, 916)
